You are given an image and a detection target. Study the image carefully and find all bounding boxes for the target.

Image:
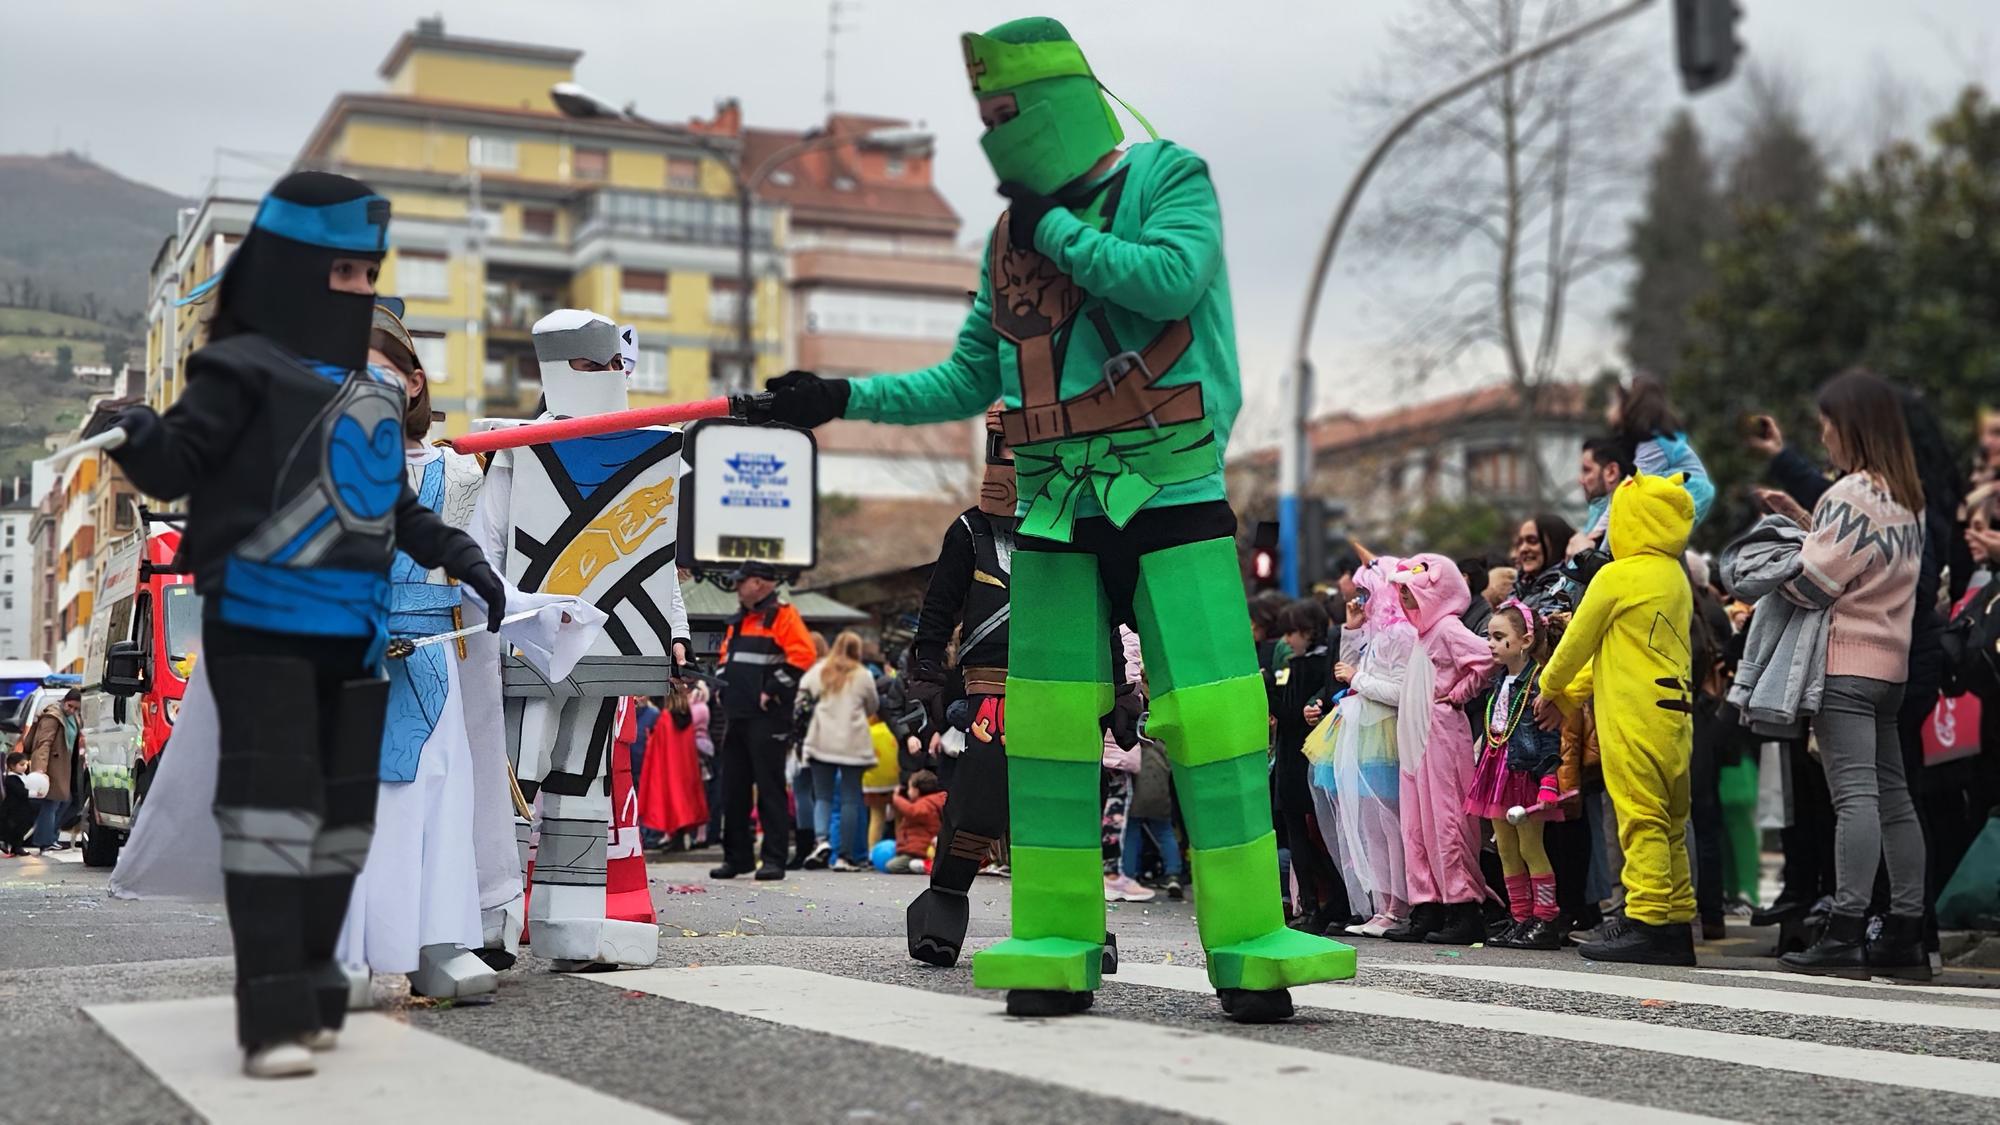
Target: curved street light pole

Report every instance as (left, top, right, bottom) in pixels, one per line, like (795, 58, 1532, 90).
(1278, 0, 1657, 595)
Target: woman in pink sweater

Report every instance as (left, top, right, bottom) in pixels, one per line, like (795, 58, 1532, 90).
(1770, 371, 1928, 980)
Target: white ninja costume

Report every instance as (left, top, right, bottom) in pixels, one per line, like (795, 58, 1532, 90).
(471, 309, 691, 969)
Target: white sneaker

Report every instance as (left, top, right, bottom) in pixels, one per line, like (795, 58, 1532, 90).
(301, 1029, 338, 1052)
(243, 1041, 316, 1078)
(1104, 875, 1155, 903)
(1347, 913, 1396, 938)
(830, 857, 859, 872)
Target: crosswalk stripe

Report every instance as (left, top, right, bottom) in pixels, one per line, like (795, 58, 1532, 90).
(1114, 962, 2000, 1099)
(591, 965, 1728, 1124)
(85, 995, 680, 1124)
(1697, 968, 2000, 1001)
(1377, 962, 2000, 1032)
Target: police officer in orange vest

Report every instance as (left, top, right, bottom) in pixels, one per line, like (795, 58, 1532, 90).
(712, 561, 817, 881)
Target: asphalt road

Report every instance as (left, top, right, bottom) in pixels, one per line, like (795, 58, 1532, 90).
(5, 846, 2000, 1125)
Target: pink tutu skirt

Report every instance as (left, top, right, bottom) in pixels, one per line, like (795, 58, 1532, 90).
(1463, 749, 1566, 821)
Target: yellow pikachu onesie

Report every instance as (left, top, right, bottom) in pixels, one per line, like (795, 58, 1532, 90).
(1541, 474, 1696, 927)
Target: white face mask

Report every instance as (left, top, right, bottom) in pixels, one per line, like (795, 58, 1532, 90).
(530, 309, 630, 418)
(539, 361, 629, 418)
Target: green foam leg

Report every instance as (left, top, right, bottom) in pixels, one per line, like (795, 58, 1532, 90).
(1007, 759, 1102, 849)
(1132, 537, 1259, 696)
(1147, 673, 1269, 770)
(1186, 831, 1288, 950)
(1171, 751, 1272, 851)
(1009, 550, 1111, 682)
(1006, 845, 1105, 942)
(1209, 928, 1358, 991)
(1006, 677, 1112, 764)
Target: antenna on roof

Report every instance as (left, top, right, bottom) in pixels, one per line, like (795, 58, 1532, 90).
(824, 0, 856, 115)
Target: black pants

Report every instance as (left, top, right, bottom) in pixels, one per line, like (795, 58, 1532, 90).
(1275, 748, 1344, 914)
(1544, 815, 1594, 928)
(204, 622, 384, 1049)
(929, 697, 1009, 896)
(1779, 735, 1837, 905)
(1691, 700, 1726, 924)
(720, 711, 789, 871)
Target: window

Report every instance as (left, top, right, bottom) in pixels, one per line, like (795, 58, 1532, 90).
(1466, 447, 1524, 494)
(396, 250, 449, 298)
(885, 157, 906, 179)
(412, 336, 449, 385)
(469, 135, 518, 171)
(709, 353, 750, 391)
(632, 345, 669, 392)
(521, 207, 557, 239)
(573, 146, 608, 181)
(832, 175, 857, 192)
(708, 277, 743, 325)
(768, 170, 795, 187)
(801, 290, 970, 340)
(666, 157, 700, 190)
(2, 596, 11, 612)
(472, 204, 504, 238)
(620, 269, 669, 317)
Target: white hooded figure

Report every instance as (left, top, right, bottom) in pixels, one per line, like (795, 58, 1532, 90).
(470, 309, 691, 970)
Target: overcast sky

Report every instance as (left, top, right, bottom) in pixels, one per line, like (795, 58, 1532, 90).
(3, 1, 1993, 445)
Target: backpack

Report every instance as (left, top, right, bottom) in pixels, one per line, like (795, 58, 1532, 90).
(1941, 580, 2000, 702)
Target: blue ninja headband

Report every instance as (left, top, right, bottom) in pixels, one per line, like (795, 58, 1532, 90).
(177, 191, 391, 307)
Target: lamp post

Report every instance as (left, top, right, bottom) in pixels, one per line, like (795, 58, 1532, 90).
(551, 82, 933, 393)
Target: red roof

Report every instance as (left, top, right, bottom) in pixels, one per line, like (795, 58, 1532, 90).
(742, 117, 959, 231)
(1242, 382, 1593, 465)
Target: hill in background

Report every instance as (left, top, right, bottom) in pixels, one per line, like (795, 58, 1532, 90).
(0, 152, 187, 322)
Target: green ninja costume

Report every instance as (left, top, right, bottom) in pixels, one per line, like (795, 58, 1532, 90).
(766, 16, 1355, 1020)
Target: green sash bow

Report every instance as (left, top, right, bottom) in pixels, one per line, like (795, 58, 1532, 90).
(1014, 420, 1216, 542)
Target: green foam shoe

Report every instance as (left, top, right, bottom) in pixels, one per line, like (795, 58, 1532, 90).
(1206, 927, 1357, 991)
(972, 936, 1105, 993)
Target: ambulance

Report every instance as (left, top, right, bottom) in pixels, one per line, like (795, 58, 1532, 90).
(78, 513, 200, 866)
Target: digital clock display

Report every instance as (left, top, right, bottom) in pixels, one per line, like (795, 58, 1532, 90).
(718, 535, 786, 560)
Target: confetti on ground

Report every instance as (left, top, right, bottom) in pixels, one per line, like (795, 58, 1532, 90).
(663, 884, 707, 894)
(1163, 951, 1175, 964)
(680, 928, 701, 938)
(740, 917, 763, 925)
(1435, 950, 1463, 958)
(1640, 998, 1672, 1008)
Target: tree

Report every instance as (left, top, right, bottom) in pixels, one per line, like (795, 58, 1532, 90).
(1674, 86, 2000, 543)
(1618, 110, 1724, 378)
(1724, 65, 1826, 216)
(1351, 0, 1652, 503)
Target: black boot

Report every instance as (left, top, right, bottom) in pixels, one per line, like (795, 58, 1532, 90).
(1006, 990, 1094, 1017)
(1513, 917, 1565, 950)
(906, 887, 970, 968)
(1865, 914, 1933, 981)
(1218, 988, 1294, 1023)
(1580, 917, 1697, 966)
(1778, 912, 1867, 977)
(1424, 902, 1485, 945)
(1384, 902, 1443, 943)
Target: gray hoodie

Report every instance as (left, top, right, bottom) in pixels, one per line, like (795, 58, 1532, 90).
(1721, 515, 1827, 737)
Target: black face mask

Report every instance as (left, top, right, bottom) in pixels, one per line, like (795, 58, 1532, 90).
(213, 172, 389, 371)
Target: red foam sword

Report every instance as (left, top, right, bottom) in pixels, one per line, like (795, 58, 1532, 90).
(447, 393, 770, 455)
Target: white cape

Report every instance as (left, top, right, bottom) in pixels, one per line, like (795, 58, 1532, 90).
(109, 592, 603, 904)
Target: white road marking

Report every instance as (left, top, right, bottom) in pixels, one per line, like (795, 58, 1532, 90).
(1697, 968, 2000, 1001)
(86, 995, 680, 1125)
(1376, 962, 2000, 1032)
(1116, 962, 2000, 1099)
(593, 965, 1730, 1124)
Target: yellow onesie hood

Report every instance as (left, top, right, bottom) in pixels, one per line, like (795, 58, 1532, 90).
(1607, 472, 1694, 561)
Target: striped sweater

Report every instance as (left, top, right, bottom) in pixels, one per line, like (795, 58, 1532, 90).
(1780, 472, 1922, 683)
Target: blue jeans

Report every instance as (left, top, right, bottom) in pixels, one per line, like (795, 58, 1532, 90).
(29, 799, 62, 849)
(1121, 815, 1183, 880)
(810, 760, 867, 864)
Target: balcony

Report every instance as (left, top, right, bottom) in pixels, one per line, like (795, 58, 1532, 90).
(790, 247, 976, 294)
(575, 190, 776, 251)
(484, 269, 569, 336)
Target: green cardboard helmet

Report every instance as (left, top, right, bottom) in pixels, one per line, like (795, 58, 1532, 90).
(963, 17, 1124, 195)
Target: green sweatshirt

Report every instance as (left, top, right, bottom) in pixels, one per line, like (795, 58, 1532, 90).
(844, 140, 1241, 542)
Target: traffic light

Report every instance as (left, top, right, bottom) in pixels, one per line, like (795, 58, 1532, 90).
(1675, 0, 1743, 94)
(1251, 520, 1280, 591)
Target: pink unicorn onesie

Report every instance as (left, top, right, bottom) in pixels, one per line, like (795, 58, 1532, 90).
(1383, 553, 1495, 946)
(1323, 556, 1418, 938)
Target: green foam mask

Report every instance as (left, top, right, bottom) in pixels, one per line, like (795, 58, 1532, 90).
(963, 21, 1152, 195)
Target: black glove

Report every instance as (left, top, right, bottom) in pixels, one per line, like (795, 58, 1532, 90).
(997, 182, 1060, 252)
(764, 370, 850, 429)
(461, 561, 508, 632)
(91, 404, 156, 442)
(906, 651, 948, 726)
(1102, 680, 1144, 751)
